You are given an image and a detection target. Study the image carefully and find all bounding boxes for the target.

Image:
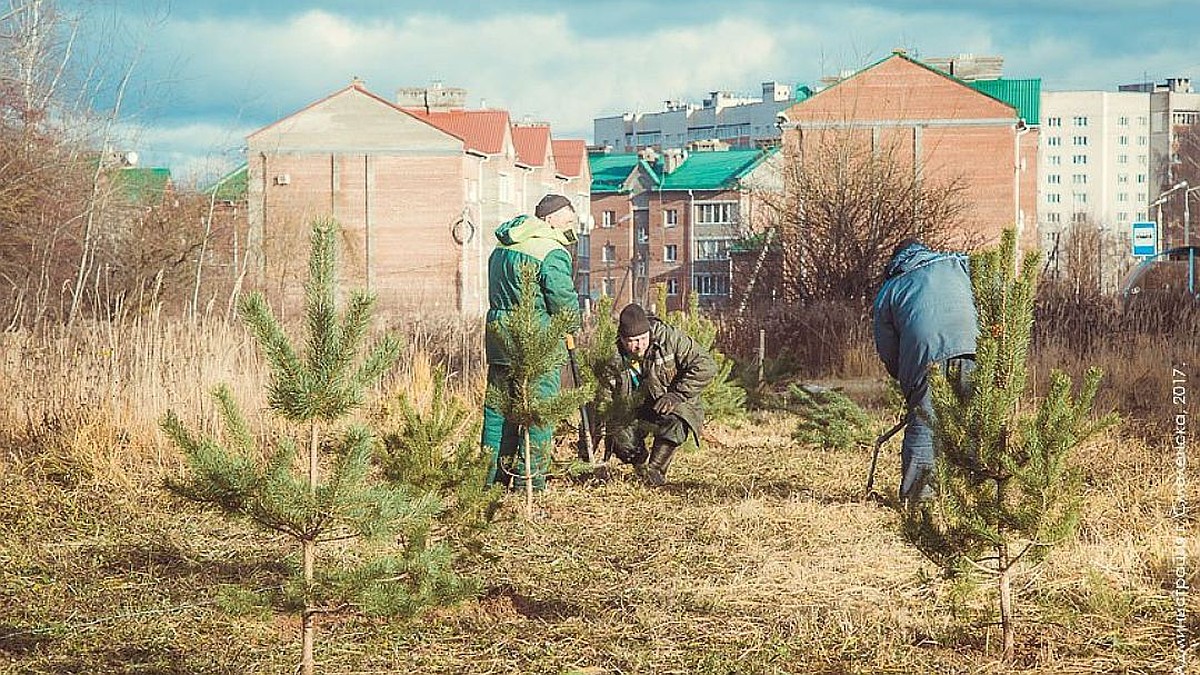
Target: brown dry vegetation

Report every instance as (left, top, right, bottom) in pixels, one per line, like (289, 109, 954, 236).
(0, 318, 1196, 674)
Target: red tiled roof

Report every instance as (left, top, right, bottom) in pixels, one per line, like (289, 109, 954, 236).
(402, 108, 511, 155)
(551, 139, 587, 178)
(512, 124, 551, 167)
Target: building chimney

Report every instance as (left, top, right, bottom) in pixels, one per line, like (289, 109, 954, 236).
(663, 148, 687, 174)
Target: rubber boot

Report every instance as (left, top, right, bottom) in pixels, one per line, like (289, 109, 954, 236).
(644, 441, 677, 486)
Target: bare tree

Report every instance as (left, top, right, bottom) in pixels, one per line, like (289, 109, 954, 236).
(0, 0, 202, 326)
(751, 129, 972, 305)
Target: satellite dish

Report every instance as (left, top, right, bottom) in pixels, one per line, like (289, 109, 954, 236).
(124, 151, 139, 166)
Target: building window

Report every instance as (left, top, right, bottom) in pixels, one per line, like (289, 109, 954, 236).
(602, 278, 615, 296)
(1046, 213, 1061, 223)
(695, 238, 730, 260)
(1118, 192, 1129, 202)
(1118, 135, 1129, 145)
(1046, 193, 1061, 203)
(693, 274, 729, 296)
(498, 173, 513, 204)
(716, 123, 752, 140)
(1072, 174, 1087, 185)
(1072, 212, 1088, 223)
(664, 209, 678, 227)
(635, 131, 662, 147)
(1136, 174, 1147, 183)
(1047, 174, 1061, 184)
(636, 224, 648, 243)
(1118, 174, 1129, 184)
(665, 277, 679, 295)
(601, 244, 616, 263)
(663, 244, 678, 262)
(1138, 155, 1147, 165)
(1118, 154, 1128, 164)
(1073, 136, 1088, 146)
(1047, 136, 1061, 147)
(1048, 155, 1061, 166)
(1072, 154, 1087, 164)
(1137, 115, 1148, 126)
(695, 202, 736, 224)
(1073, 116, 1088, 126)
(1047, 116, 1062, 126)
(1118, 116, 1129, 126)
(1073, 192, 1088, 204)
(601, 210, 615, 228)
(1137, 136, 1147, 145)
(1118, 211, 1129, 222)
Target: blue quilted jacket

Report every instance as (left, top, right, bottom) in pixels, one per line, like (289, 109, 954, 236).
(872, 243, 979, 393)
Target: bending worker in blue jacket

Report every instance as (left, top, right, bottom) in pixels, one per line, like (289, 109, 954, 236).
(873, 239, 978, 503)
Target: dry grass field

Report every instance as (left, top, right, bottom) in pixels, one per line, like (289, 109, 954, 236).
(0, 319, 1196, 674)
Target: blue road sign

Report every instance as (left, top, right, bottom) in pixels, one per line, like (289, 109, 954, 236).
(1131, 221, 1157, 257)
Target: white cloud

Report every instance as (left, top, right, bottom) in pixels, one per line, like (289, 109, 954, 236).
(115, 120, 253, 185)
(127, 4, 1200, 179)
(151, 11, 790, 135)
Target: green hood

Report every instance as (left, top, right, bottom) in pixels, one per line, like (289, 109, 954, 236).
(494, 214, 573, 247)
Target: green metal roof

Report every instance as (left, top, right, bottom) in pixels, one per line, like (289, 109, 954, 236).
(969, 78, 1042, 126)
(589, 153, 643, 193)
(112, 167, 171, 206)
(659, 148, 774, 190)
(205, 163, 248, 202)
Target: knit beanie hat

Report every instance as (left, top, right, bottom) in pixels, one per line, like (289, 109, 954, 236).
(535, 194, 573, 219)
(618, 303, 651, 338)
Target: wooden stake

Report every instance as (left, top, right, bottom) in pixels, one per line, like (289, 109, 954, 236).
(523, 427, 533, 519)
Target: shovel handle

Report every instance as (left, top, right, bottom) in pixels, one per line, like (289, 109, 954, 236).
(864, 418, 907, 498)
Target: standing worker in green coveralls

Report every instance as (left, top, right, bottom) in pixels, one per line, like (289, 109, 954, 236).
(482, 194, 581, 490)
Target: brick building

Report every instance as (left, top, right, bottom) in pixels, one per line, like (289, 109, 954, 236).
(587, 147, 779, 312)
(246, 80, 589, 317)
(778, 50, 1040, 251)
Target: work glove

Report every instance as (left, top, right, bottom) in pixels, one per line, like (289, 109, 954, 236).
(653, 392, 683, 416)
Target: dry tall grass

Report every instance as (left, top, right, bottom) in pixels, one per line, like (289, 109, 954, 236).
(0, 316, 1195, 673)
(0, 315, 485, 489)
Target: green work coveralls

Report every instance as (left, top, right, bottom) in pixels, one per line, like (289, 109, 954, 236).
(482, 214, 579, 489)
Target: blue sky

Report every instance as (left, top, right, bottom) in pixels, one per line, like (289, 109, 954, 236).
(65, 1, 1200, 185)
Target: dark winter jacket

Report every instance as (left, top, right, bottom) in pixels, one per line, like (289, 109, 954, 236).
(872, 242, 979, 394)
(485, 215, 580, 365)
(606, 317, 717, 442)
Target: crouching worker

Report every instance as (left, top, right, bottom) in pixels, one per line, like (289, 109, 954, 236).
(605, 303, 716, 486)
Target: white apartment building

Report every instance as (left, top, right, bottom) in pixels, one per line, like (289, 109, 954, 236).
(1119, 78, 1200, 205)
(593, 81, 802, 152)
(1039, 90, 1151, 289)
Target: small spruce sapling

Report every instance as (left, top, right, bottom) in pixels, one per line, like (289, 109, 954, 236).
(901, 229, 1116, 660)
(375, 358, 502, 557)
(576, 295, 641, 458)
(788, 385, 873, 451)
(162, 217, 438, 675)
(657, 286, 747, 423)
(485, 263, 592, 515)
